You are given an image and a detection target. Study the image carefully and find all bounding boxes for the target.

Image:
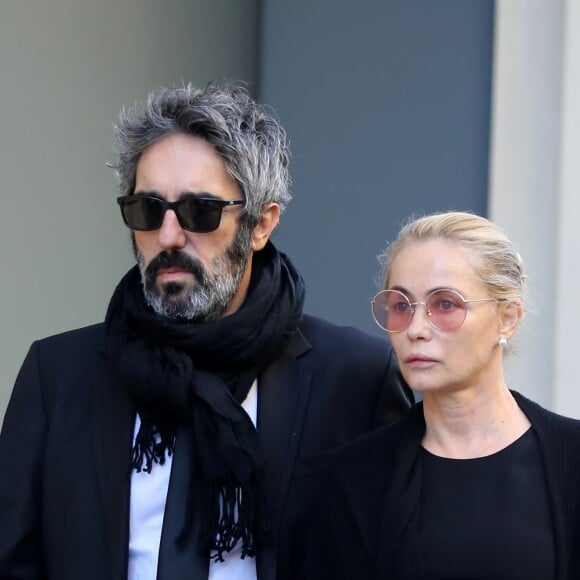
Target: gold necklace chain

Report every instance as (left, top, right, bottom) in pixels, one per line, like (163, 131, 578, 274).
(477, 396, 516, 458)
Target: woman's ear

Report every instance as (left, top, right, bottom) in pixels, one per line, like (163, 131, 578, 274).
(251, 203, 281, 251)
(498, 300, 523, 340)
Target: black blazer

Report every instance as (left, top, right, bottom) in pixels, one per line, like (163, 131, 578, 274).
(0, 314, 412, 580)
(297, 392, 580, 580)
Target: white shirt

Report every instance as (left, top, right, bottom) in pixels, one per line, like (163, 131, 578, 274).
(127, 380, 258, 580)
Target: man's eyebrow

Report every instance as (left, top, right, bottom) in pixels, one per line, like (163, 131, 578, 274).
(179, 191, 220, 200)
(132, 190, 219, 200)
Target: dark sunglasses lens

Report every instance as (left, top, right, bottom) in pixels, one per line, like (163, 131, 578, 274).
(177, 198, 222, 233)
(426, 290, 467, 331)
(121, 197, 164, 231)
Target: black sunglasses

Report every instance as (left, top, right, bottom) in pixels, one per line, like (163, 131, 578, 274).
(117, 195, 246, 233)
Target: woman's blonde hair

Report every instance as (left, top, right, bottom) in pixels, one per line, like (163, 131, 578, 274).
(381, 211, 526, 307)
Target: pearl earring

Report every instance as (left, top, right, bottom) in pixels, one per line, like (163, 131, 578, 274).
(498, 336, 508, 347)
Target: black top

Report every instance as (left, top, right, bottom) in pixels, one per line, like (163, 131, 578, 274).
(293, 392, 580, 580)
(420, 428, 555, 579)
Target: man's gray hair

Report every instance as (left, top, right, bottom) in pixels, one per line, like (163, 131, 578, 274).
(111, 82, 291, 225)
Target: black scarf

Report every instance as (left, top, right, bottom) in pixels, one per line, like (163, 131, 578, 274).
(104, 242, 305, 561)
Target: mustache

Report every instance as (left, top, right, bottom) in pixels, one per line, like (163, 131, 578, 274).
(145, 251, 206, 284)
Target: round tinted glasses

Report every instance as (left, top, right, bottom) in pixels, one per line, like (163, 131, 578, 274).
(371, 288, 495, 333)
(117, 195, 246, 233)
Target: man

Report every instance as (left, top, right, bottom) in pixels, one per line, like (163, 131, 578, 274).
(0, 82, 412, 580)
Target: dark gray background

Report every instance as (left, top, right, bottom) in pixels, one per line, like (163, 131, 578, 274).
(259, 0, 494, 335)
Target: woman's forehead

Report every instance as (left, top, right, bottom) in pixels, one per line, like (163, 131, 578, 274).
(389, 239, 482, 292)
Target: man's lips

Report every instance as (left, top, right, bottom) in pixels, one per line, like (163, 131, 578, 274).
(157, 268, 192, 280)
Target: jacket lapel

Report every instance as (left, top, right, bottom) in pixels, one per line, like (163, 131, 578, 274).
(91, 350, 135, 580)
(377, 405, 425, 580)
(256, 329, 313, 580)
(156, 423, 209, 580)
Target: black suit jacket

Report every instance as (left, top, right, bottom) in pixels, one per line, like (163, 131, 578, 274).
(0, 314, 412, 580)
(297, 392, 580, 580)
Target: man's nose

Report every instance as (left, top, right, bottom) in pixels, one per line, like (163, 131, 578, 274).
(157, 209, 187, 250)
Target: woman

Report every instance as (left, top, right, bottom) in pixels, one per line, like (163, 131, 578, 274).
(298, 211, 580, 580)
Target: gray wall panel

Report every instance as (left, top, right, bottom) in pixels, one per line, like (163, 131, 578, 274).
(260, 0, 494, 335)
(0, 0, 259, 419)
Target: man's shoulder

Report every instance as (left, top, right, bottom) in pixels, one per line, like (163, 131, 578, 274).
(33, 322, 106, 355)
(297, 314, 393, 359)
(299, 313, 389, 346)
(14, 324, 109, 404)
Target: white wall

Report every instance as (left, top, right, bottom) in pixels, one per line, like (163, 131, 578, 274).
(554, 0, 580, 414)
(0, 0, 259, 419)
(489, 0, 580, 416)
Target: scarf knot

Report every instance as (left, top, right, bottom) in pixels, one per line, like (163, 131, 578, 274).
(104, 242, 305, 560)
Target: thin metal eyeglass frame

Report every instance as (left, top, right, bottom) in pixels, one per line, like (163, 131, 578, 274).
(371, 288, 496, 333)
(116, 195, 246, 232)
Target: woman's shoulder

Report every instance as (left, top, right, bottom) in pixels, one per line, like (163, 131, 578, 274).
(514, 390, 580, 471)
(514, 390, 580, 433)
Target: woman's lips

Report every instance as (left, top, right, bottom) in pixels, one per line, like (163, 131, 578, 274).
(404, 354, 438, 368)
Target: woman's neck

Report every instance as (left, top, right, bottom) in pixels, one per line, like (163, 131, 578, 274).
(421, 386, 531, 459)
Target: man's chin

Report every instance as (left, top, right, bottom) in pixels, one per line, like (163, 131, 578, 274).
(153, 292, 196, 320)
(158, 279, 194, 298)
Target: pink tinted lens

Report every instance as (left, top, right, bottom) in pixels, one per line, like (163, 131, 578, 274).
(425, 289, 467, 331)
(372, 290, 412, 332)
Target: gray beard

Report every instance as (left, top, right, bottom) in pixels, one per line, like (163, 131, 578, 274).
(135, 221, 252, 322)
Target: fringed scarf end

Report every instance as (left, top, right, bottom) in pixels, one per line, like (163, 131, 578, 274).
(130, 420, 176, 473)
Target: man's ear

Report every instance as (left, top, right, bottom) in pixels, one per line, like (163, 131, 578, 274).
(498, 300, 523, 341)
(251, 203, 281, 251)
